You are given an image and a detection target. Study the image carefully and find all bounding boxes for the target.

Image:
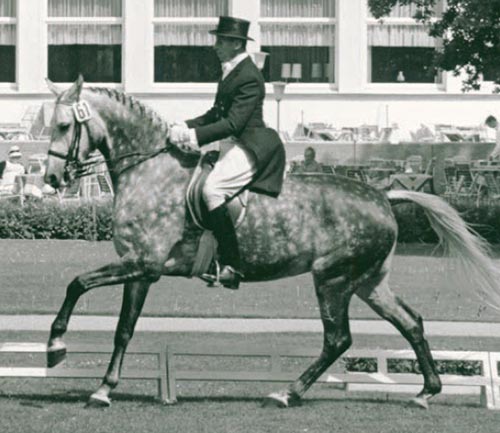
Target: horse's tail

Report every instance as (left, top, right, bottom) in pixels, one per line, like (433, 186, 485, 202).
(387, 190, 500, 310)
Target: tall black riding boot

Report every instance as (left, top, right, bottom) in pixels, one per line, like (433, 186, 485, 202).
(202, 204, 243, 289)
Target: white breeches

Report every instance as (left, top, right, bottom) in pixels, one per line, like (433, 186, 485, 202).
(202, 138, 257, 211)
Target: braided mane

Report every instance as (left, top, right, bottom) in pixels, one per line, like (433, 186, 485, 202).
(88, 86, 169, 135)
(86, 86, 201, 167)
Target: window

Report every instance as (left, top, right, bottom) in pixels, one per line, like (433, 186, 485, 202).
(0, 0, 15, 83)
(367, 2, 443, 83)
(47, 0, 122, 83)
(154, 0, 228, 83)
(259, 0, 336, 83)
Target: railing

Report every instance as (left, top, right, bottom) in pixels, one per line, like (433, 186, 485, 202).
(1, 342, 499, 409)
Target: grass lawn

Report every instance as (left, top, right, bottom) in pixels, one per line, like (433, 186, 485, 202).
(1, 331, 500, 433)
(1, 239, 499, 321)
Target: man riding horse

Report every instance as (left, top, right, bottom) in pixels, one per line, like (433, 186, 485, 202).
(169, 16, 286, 290)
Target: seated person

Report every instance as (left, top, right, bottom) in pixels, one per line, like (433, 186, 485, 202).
(294, 147, 323, 173)
(0, 145, 26, 194)
(485, 115, 500, 159)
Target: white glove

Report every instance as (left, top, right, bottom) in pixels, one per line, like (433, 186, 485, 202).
(169, 124, 190, 145)
(169, 120, 188, 128)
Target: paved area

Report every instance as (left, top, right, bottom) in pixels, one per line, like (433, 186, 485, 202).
(2, 315, 500, 337)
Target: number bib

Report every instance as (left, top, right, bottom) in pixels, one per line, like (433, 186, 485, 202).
(72, 101, 92, 123)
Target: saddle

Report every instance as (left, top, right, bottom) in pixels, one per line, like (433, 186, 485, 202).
(186, 151, 248, 277)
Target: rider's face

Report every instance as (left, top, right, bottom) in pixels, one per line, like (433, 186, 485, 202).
(214, 36, 241, 63)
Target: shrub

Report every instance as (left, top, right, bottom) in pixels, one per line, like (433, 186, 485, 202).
(392, 198, 500, 244)
(345, 357, 482, 376)
(1, 196, 500, 243)
(0, 199, 113, 241)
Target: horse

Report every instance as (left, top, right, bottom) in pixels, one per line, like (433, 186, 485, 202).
(44, 76, 500, 409)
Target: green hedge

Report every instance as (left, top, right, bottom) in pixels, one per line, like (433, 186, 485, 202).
(345, 357, 482, 376)
(1, 197, 500, 243)
(0, 199, 113, 241)
(394, 198, 500, 244)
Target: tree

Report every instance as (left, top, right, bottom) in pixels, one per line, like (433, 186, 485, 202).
(368, 0, 500, 91)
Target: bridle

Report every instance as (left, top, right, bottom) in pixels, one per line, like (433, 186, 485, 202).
(47, 98, 201, 182)
(47, 100, 91, 183)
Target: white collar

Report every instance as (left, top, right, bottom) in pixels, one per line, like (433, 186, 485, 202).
(222, 52, 249, 80)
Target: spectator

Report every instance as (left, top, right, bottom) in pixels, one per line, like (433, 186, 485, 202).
(485, 115, 500, 159)
(296, 147, 323, 173)
(0, 145, 26, 194)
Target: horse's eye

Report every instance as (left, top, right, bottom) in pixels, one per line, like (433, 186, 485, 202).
(58, 124, 70, 132)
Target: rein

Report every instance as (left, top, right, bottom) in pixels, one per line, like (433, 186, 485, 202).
(49, 99, 198, 180)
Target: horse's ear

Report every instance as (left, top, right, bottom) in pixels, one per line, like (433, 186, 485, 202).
(65, 74, 85, 101)
(46, 78, 62, 96)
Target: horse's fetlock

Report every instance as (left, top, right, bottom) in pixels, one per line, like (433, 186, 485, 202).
(51, 321, 67, 337)
(103, 375, 119, 390)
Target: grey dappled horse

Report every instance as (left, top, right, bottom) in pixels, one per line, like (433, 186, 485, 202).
(45, 76, 500, 409)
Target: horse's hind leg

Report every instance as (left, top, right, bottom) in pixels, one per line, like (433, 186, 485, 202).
(47, 260, 155, 367)
(87, 280, 151, 407)
(356, 275, 442, 409)
(263, 272, 353, 408)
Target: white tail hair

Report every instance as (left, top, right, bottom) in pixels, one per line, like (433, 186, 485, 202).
(387, 190, 500, 310)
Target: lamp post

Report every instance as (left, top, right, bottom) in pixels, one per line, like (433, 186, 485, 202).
(272, 81, 287, 133)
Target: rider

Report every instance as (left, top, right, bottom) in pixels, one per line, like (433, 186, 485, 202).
(169, 16, 286, 289)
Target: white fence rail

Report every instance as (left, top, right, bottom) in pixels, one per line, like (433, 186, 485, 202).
(1, 342, 499, 409)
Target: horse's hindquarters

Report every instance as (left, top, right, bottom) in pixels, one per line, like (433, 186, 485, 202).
(237, 178, 397, 283)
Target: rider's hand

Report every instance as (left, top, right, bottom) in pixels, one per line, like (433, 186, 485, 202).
(169, 124, 190, 145)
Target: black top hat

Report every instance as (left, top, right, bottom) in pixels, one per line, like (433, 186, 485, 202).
(209, 16, 254, 41)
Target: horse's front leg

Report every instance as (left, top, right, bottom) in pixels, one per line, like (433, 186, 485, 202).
(47, 260, 156, 368)
(87, 280, 151, 407)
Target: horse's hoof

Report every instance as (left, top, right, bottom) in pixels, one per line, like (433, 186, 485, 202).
(262, 391, 301, 409)
(262, 392, 289, 408)
(161, 399, 177, 406)
(47, 347, 67, 368)
(409, 396, 430, 410)
(86, 393, 111, 408)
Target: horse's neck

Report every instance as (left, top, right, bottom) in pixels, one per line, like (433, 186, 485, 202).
(85, 90, 183, 182)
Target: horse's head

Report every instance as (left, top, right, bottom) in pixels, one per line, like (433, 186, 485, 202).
(45, 75, 107, 189)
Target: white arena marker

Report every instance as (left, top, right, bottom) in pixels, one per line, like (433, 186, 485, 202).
(369, 372, 396, 384)
(0, 367, 48, 377)
(0, 342, 47, 352)
(325, 374, 343, 383)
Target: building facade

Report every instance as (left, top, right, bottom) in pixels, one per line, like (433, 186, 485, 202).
(1, 0, 499, 135)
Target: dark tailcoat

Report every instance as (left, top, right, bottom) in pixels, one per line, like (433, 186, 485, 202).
(186, 56, 286, 198)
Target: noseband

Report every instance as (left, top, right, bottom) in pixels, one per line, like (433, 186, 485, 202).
(48, 100, 92, 182)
